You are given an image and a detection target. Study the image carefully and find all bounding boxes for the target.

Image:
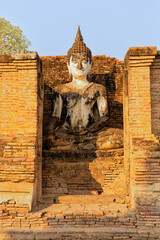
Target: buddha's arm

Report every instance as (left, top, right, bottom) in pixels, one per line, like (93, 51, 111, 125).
(48, 90, 63, 133)
(44, 91, 63, 149)
(52, 91, 63, 119)
(97, 87, 109, 118)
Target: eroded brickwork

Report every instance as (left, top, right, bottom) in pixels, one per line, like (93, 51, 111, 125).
(42, 148, 125, 198)
(124, 47, 160, 207)
(0, 52, 44, 209)
(151, 53, 160, 137)
(1, 202, 160, 239)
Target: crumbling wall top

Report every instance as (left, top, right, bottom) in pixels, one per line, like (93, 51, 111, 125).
(0, 51, 39, 62)
(127, 46, 157, 56)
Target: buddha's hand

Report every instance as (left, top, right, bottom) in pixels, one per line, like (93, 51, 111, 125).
(43, 116, 60, 149)
(44, 134, 55, 149)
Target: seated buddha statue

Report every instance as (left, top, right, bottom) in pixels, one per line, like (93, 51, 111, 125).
(45, 26, 109, 149)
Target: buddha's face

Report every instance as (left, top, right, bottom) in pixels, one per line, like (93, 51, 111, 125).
(68, 53, 92, 80)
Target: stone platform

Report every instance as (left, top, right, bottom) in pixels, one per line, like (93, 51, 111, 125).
(0, 200, 160, 239)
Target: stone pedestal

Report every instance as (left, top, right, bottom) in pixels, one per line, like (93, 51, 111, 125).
(42, 127, 125, 203)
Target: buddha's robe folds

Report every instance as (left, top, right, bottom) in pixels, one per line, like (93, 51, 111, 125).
(53, 82, 109, 131)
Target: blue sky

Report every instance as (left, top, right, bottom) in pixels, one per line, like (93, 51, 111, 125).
(1, 0, 160, 60)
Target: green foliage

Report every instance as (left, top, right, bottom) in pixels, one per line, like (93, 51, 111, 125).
(0, 18, 31, 54)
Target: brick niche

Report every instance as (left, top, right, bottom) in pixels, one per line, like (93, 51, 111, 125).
(41, 55, 125, 201)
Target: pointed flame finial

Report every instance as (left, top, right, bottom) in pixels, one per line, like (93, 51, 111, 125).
(67, 26, 92, 64)
(75, 26, 83, 42)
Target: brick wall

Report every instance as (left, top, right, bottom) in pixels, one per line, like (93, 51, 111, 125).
(150, 53, 160, 137)
(124, 47, 160, 207)
(0, 52, 44, 210)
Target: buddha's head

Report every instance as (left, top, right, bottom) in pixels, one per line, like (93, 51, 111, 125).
(67, 26, 92, 80)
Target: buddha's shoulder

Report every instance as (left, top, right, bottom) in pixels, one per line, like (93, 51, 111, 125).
(54, 83, 71, 94)
(82, 83, 106, 99)
(87, 83, 107, 94)
(91, 83, 106, 89)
